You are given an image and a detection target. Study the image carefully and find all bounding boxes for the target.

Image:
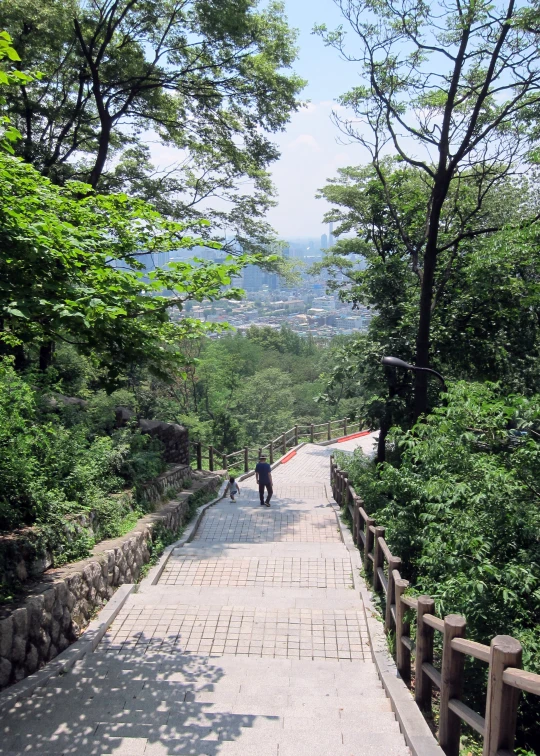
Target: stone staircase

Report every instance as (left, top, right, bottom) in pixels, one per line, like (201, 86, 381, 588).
(0, 440, 413, 755)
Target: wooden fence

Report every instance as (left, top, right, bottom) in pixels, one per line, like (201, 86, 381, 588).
(188, 417, 362, 472)
(330, 455, 540, 756)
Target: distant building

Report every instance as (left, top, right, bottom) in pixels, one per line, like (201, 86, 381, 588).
(272, 299, 304, 312)
(320, 233, 328, 250)
(329, 222, 335, 247)
(242, 265, 279, 292)
(138, 250, 170, 272)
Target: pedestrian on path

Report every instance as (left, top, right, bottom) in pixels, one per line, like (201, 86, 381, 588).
(226, 476, 240, 502)
(255, 455, 273, 507)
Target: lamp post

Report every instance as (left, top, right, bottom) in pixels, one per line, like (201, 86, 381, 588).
(381, 356, 447, 393)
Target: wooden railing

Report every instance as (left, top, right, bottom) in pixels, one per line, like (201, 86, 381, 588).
(188, 417, 363, 472)
(330, 455, 540, 756)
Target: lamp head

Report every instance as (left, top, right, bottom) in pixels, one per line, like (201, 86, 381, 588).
(381, 356, 413, 370)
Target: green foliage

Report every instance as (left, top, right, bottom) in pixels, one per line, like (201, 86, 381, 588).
(123, 326, 353, 453)
(0, 150, 257, 383)
(2, 0, 304, 253)
(339, 383, 540, 748)
(0, 31, 34, 152)
(0, 358, 165, 535)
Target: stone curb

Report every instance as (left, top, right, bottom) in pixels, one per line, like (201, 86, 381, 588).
(333, 503, 444, 756)
(0, 583, 135, 714)
(136, 479, 229, 588)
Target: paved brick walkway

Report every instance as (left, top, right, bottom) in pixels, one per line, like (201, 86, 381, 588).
(159, 556, 352, 588)
(0, 435, 412, 755)
(192, 509, 341, 543)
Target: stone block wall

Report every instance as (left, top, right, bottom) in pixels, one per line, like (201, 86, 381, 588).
(0, 471, 221, 690)
(0, 465, 193, 589)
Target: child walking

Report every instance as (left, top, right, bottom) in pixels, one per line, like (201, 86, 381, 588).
(227, 476, 240, 502)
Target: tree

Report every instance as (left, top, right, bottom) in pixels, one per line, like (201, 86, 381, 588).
(317, 0, 540, 417)
(316, 161, 540, 454)
(3, 0, 304, 253)
(232, 367, 295, 443)
(0, 150, 257, 380)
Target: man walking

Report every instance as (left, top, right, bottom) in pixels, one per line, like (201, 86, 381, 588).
(255, 455, 273, 507)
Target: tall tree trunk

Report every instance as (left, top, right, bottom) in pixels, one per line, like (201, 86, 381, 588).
(413, 189, 446, 419)
(14, 344, 26, 372)
(88, 118, 111, 189)
(39, 341, 55, 371)
(376, 418, 389, 464)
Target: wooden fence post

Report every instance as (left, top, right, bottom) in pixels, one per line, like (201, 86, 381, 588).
(244, 447, 249, 473)
(385, 556, 401, 633)
(364, 517, 375, 573)
(328, 421, 332, 440)
(439, 615, 467, 756)
(483, 636, 522, 756)
(344, 417, 347, 436)
(209, 446, 214, 472)
(269, 441, 273, 464)
(196, 442, 202, 471)
(341, 472, 348, 507)
(342, 472, 348, 505)
(222, 453, 228, 471)
(395, 577, 410, 683)
(332, 465, 339, 501)
(294, 424, 299, 445)
(372, 526, 385, 591)
(352, 496, 360, 545)
(310, 424, 314, 443)
(415, 596, 435, 713)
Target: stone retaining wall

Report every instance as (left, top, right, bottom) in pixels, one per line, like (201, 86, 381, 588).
(0, 470, 221, 690)
(0, 465, 193, 588)
(139, 462, 192, 503)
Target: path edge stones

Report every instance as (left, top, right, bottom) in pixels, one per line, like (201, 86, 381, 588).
(333, 501, 445, 756)
(0, 477, 231, 712)
(0, 583, 135, 714)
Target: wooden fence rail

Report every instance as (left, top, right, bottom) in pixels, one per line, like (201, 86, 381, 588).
(330, 455, 540, 756)
(187, 417, 363, 472)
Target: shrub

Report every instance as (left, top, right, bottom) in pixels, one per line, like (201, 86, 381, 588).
(338, 382, 540, 749)
(0, 358, 167, 563)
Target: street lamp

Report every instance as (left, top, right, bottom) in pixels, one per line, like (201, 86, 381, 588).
(381, 356, 447, 393)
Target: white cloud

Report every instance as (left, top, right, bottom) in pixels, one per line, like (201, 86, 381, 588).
(287, 133, 321, 152)
(267, 100, 371, 237)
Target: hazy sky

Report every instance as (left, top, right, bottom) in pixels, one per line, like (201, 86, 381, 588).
(265, 0, 370, 238)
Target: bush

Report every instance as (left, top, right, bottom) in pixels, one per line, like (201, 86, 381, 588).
(338, 382, 540, 749)
(0, 358, 167, 563)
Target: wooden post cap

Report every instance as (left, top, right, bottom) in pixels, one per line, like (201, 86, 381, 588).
(491, 635, 522, 655)
(445, 614, 466, 630)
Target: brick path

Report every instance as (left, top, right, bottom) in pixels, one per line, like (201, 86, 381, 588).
(0, 435, 411, 755)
